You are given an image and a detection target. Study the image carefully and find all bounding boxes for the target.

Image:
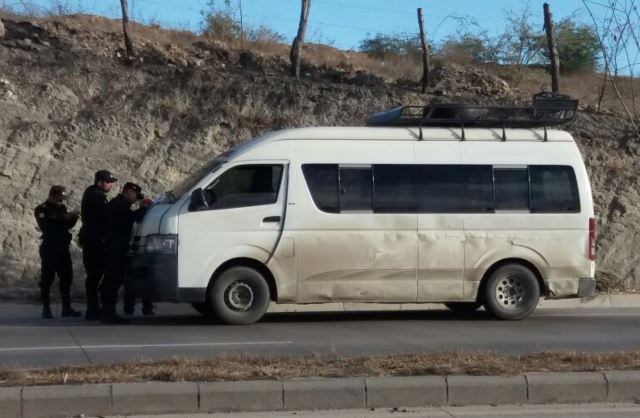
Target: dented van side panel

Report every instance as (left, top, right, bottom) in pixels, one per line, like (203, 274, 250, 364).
(293, 140, 418, 303)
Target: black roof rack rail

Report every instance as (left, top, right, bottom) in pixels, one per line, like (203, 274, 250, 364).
(367, 92, 578, 129)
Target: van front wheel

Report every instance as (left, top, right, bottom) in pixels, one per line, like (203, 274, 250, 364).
(209, 266, 270, 325)
(483, 263, 540, 320)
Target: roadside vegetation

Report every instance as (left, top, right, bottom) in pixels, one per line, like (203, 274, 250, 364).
(2, 351, 640, 386)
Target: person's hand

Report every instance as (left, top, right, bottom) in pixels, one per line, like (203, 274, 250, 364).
(142, 197, 153, 208)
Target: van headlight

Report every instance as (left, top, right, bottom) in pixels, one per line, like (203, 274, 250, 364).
(144, 234, 178, 254)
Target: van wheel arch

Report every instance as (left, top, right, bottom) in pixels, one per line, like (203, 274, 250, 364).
(207, 258, 278, 303)
(477, 258, 546, 304)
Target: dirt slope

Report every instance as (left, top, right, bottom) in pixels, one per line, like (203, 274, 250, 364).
(0, 15, 638, 298)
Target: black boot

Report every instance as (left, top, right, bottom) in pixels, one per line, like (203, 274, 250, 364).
(62, 305, 82, 318)
(42, 305, 53, 319)
(41, 286, 53, 319)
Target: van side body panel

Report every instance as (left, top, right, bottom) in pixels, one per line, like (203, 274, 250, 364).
(461, 140, 593, 300)
(293, 140, 418, 303)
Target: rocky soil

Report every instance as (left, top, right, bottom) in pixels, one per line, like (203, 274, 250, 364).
(0, 15, 638, 299)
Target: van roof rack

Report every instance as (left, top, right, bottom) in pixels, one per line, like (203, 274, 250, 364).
(367, 92, 578, 129)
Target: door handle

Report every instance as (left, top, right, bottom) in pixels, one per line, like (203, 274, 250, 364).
(263, 216, 281, 223)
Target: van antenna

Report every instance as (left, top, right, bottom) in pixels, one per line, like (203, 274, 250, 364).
(501, 125, 507, 141)
(418, 120, 424, 141)
(460, 124, 466, 140)
(543, 125, 548, 142)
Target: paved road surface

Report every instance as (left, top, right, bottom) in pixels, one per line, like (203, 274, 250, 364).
(98, 403, 640, 418)
(1, 303, 640, 368)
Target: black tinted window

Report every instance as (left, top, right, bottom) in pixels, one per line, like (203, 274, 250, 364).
(340, 166, 373, 211)
(302, 164, 339, 213)
(373, 165, 416, 213)
(465, 165, 494, 212)
(203, 164, 283, 210)
(417, 165, 462, 212)
(530, 166, 580, 213)
(416, 165, 493, 213)
(494, 168, 529, 210)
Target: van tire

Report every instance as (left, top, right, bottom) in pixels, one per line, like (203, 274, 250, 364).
(444, 301, 482, 313)
(209, 266, 270, 325)
(483, 263, 540, 320)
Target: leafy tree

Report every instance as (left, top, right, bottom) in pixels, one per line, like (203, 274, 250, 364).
(359, 33, 422, 60)
(551, 19, 600, 74)
(201, 0, 241, 42)
(438, 32, 499, 64)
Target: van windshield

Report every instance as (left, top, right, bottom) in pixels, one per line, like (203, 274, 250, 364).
(168, 159, 225, 202)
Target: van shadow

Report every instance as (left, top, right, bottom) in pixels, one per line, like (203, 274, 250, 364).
(0, 308, 494, 327)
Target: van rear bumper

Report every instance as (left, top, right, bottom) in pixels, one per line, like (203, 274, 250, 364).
(126, 254, 206, 303)
(578, 277, 596, 298)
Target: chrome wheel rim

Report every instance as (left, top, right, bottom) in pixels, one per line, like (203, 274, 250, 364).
(495, 275, 528, 310)
(225, 281, 254, 312)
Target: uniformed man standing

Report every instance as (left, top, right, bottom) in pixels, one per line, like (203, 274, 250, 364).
(101, 182, 151, 324)
(34, 186, 82, 319)
(79, 170, 117, 320)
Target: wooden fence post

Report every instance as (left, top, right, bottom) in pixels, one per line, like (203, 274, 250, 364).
(543, 3, 560, 93)
(290, 0, 311, 79)
(417, 8, 430, 94)
(120, 0, 135, 59)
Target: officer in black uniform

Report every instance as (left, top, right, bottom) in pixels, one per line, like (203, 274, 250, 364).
(101, 182, 151, 324)
(79, 170, 117, 320)
(34, 186, 82, 319)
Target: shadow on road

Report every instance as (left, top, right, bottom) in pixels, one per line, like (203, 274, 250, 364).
(0, 306, 495, 327)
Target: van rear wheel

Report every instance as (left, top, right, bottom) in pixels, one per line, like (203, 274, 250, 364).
(444, 301, 482, 313)
(483, 263, 540, 320)
(209, 266, 270, 325)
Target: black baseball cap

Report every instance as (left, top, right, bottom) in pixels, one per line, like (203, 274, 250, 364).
(123, 182, 144, 200)
(48, 185, 67, 198)
(95, 170, 117, 183)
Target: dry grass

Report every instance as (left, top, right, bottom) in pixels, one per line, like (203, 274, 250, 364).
(2, 351, 640, 387)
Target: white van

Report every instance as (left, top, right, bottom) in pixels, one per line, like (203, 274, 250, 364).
(128, 107, 596, 324)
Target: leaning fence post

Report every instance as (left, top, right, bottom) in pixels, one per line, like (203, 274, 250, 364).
(417, 8, 430, 94)
(543, 3, 560, 93)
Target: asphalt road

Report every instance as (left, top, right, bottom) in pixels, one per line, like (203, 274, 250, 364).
(1, 302, 640, 368)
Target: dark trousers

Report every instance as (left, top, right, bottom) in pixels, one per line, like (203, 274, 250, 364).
(100, 247, 127, 317)
(123, 293, 154, 314)
(82, 242, 104, 314)
(39, 243, 73, 309)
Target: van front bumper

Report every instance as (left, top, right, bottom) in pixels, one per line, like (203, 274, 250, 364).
(127, 254, 206, 303)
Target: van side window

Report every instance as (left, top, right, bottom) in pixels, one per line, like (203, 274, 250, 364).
(417, 165, 463, 212)
(373, 165, 416, 213)
(530, 166, 580, 213)
(494, 168, 529, 210)
(302, 164, 339, 213)
(340, 166, 373, 211)
(203, 164, 283, 210)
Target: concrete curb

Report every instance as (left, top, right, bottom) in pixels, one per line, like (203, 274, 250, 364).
(2, 371, 640, 417)
(266, 293, 640, 314)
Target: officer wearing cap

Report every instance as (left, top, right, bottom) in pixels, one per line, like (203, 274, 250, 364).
(101, 182, 152, 324)
(34, 186, 82, 319)
(79, 170, 117, 320)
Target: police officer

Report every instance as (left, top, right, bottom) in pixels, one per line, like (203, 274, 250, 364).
(34, 186, 82, 319)
(79, 170, 117, 320)
(101, 182, 151, 324)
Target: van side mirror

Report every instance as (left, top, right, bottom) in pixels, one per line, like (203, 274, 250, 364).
(188, 188, 207, 211)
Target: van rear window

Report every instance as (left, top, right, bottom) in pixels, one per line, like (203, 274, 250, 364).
(530, 166, 580, 213)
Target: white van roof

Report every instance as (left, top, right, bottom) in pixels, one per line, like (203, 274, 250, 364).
(225, 126, 574, 160)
